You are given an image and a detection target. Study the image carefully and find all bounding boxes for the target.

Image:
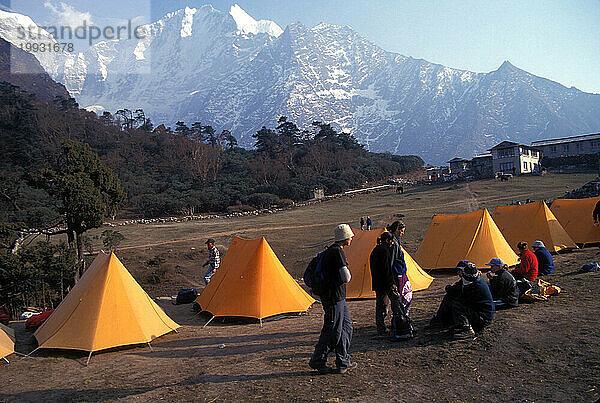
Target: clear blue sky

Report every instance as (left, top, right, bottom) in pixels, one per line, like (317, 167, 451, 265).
(10, 0, 600, 93)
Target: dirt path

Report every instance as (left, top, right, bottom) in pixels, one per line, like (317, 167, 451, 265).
(465, 183, 481, 211)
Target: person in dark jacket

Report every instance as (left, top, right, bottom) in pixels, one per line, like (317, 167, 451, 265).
(485, 258, 519, 309)
(369, 231, 411, 339)
(532, 240, 554, 275)
(594, 200, 600, 226)
(309, 224, 356, 374)
(429, 261, 495, 340)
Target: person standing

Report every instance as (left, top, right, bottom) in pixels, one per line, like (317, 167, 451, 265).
(512, 241, 538, 282)
(360, 217, 365, 230)
(485, 258, 519, 309)
(202, 238, 220, 285)
(309, 224, 356, 374)
(594, 200, 600, 226)
(386, 220, 413, 339)
(366, 216, 372, 230)
(369, 231, 412, 339)
(532, 240, 554, 275)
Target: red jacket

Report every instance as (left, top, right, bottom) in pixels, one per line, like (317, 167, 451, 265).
(514, 249, 538, 281)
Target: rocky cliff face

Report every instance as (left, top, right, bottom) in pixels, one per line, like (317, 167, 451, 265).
(0, 38, 69, 100)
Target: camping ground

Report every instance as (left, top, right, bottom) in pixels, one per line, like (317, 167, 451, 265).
(1, 173, 599, 402)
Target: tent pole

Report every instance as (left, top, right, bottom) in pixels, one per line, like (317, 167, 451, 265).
(26, 347, 39, 358)
(203, 315, 215, 328)
(147, 342, 153, 351)
(86, 351, 93, 366)
(2, 357, 8, 363)
(259, 318, 263, 327)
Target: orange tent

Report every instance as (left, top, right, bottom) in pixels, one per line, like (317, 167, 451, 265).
(195, 237, 316, 321)
(345, 229, 434, 298)
(34, 252, 180, 358)
(493, 201, 577, 253)
(0, 323, 14, 363)
(416, 209, 519, 269)
(551, 196, 600, 246)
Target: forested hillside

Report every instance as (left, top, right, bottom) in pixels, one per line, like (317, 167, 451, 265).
(0, 82, 423, 227)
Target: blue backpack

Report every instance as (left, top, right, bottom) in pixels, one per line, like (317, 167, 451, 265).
(303, 251, 326, 296)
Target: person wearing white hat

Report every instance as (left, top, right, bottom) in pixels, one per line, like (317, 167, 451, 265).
(309, 224, 356, 374)
(532, 240, 554, 275)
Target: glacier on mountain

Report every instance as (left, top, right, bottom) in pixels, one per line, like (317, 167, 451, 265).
(1, 5, 599, 164)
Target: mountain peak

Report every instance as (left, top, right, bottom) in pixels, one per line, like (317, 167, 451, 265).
(497, 60, 516, 71)
(229, 4, 283, 37)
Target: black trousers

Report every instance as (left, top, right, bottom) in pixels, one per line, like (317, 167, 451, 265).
(435, 294, 491, 332)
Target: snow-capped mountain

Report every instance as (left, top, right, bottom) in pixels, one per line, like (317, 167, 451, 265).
(2, 5, 599, 164)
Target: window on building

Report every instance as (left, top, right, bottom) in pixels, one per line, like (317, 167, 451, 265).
(498, 148, 514, 158)
(576, 142, 585, 152)
(550, 146, 557, 153)
(523, 149, 529, 156)
(523, 161, 528, 171)
(500, 162, 514, 172)
(562, 144, 569, 152)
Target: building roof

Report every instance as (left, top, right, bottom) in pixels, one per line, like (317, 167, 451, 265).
(488, 141, 537, 151)
(447, 157, 470, 163)
(531, 133, 600, 147)
(472, 153, 492, 159)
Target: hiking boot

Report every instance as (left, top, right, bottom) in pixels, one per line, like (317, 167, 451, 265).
(333, 362, 357, 374)
(313, 366, 333, 374)
(377, 326, 389, 335)
(309, 362, 333, 374)
(452, 325, 475, 340)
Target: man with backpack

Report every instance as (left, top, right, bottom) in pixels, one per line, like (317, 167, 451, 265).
(369, 231, 412, 339)
(308, 224, 356, 374)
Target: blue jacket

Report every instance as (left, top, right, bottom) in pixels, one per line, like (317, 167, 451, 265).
(462, 277, 495, 322)
(535, 247, 554, 275)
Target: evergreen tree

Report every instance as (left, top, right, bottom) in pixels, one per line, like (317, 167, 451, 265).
(30, 140, 125, 282)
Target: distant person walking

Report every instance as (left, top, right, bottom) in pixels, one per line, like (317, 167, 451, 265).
(532, 240, 554, 276)
(366, 216, 372, 230)
(360, 217, 365, 231)
(202, 238, 220, 285)
(309, 224, 356, 374)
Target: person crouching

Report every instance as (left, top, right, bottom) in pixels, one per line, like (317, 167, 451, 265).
(429, 261, 495, 340)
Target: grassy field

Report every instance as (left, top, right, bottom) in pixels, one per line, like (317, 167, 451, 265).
(3, 172, 599, 402)
(80, 172, 595, 295)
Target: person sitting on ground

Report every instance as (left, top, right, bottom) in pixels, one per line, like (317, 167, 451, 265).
(369, 231, 411, 339)
(202, 238, 220, 285)
(512, 241, 538, 282)
(485, 258, 519, 309)
(532, 240, 554, 276)
(429, 261, 495, 340)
